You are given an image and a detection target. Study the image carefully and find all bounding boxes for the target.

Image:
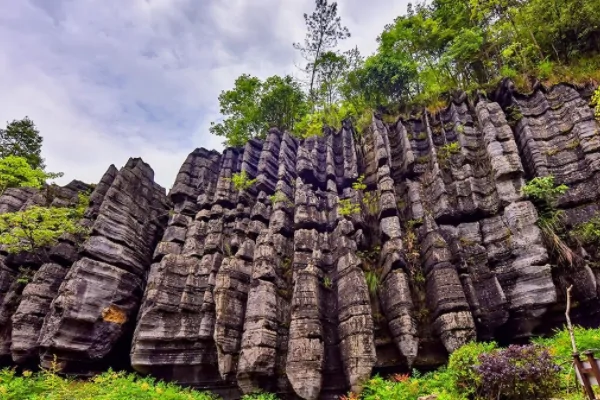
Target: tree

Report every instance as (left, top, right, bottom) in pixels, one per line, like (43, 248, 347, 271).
(0, 192, 89, 254)
(210, 74, 263, 147)
(314, 51, 348, 107)
(259, 75, 308, 131)
(0, 117, 45, 169)
(293, 0, 350, 100)
(355, 52, 418, 107)
(0, 155, 63, 196)
(210, 75, 307, 147)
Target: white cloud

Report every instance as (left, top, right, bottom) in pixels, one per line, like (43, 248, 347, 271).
(0, 0, 409, 188)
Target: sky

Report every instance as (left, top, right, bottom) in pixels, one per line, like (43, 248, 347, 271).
(0, 0, 410, 189)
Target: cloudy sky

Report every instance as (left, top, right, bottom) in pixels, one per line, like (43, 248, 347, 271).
(0, 0, 410, 189)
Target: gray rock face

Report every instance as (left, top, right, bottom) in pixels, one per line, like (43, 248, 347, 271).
(36, 159, 169, 372)
(1, 83, 600, 398)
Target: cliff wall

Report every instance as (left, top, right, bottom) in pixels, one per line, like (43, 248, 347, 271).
(0, 82, 599, 399)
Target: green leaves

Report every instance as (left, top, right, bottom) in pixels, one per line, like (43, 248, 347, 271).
(0, 117, 45, 170)
(230, 171, 257, 191)
(210, 75, 307, 147)
(0, 156, 63, 195)
(0, 192, 89, 253)
(522, 176, 568, 208)
(593, 86, 600, 121)
(0, 368, 219, 400)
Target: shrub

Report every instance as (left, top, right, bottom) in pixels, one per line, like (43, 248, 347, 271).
(231, 171, 257, 191)
(448, 341, 498, 397)
(522, 176, 568, 207)
(0, 192, 90, 254)
(475, 344, 561, 400)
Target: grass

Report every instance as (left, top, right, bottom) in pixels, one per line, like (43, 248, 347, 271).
(0, 367, 220, 400)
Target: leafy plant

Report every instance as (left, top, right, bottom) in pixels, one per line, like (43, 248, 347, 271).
(0, 192, 89, 254)
(231, 171, 257, 191)
(210, 74, 307, 147)
(0, 156, 62, 195)
(323, 276, 332, 289)
(573, 214, 600, 246)
(475, 344, 562, 400)
(593, 86, 600, 121)
(437, 142, 461, 165)
(522, 176, 578, 267)
(338, 198, 360, 217)
(522, 177, 568, 206)
(269, 191, 293, 206)
(0, 117, 45, 169)
(448, 341, 498, 397)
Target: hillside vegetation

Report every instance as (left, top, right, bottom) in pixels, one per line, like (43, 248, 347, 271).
(210, 0, 600, 147)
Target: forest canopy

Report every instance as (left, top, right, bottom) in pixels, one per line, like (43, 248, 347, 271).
(211, 0, 600, 146)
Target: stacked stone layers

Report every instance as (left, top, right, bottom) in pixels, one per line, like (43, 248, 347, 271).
(0, 83, 599, 399)
(37, 159, 169, 372)
(0, 179, 96, 364)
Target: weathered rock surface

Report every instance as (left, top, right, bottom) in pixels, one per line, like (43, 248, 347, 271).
(0, 82, 599, 398)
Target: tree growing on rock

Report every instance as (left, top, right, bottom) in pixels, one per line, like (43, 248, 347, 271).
(293, 0, 350, 101)
(0, 117, 45, 170)
(210, 74, 307, 147)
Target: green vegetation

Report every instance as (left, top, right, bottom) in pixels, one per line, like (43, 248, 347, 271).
(0, 155, 62, 195)
(338, 175, 380, 218)
(593, 87, 600, 120)
(573, 214, 600, 247)
(364, 270, 380, 295)
(0, 367, 219, 400)
(338, 198, 360, 217)
(230, 171, 257, 191)
(323, 276, 332, 289)
(210, 0, 600, 147)
(522, 176, 578, 267)
(0, 117, 45, 170)
(437, 142, 461, 166)
(210, 75, 307, 147)
(242, 393, 279, 400)
(0, 192, 90, 254)
(269, 190, 293, 206)
(344, 327, 600, 400)
(10, 327, 600, 399)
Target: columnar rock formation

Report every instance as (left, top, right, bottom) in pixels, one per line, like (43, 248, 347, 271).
(0, 82, 599, 399)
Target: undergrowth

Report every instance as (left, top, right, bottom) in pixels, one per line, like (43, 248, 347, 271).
(0, 367, 218, 400)
(353, 327, 600, 400)
(7, 328, 600, 400)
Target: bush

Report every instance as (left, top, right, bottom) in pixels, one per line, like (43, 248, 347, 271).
(522, 176, 568, 207)
(448, 341, 498, 397)
(475, 344, 561, 400)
